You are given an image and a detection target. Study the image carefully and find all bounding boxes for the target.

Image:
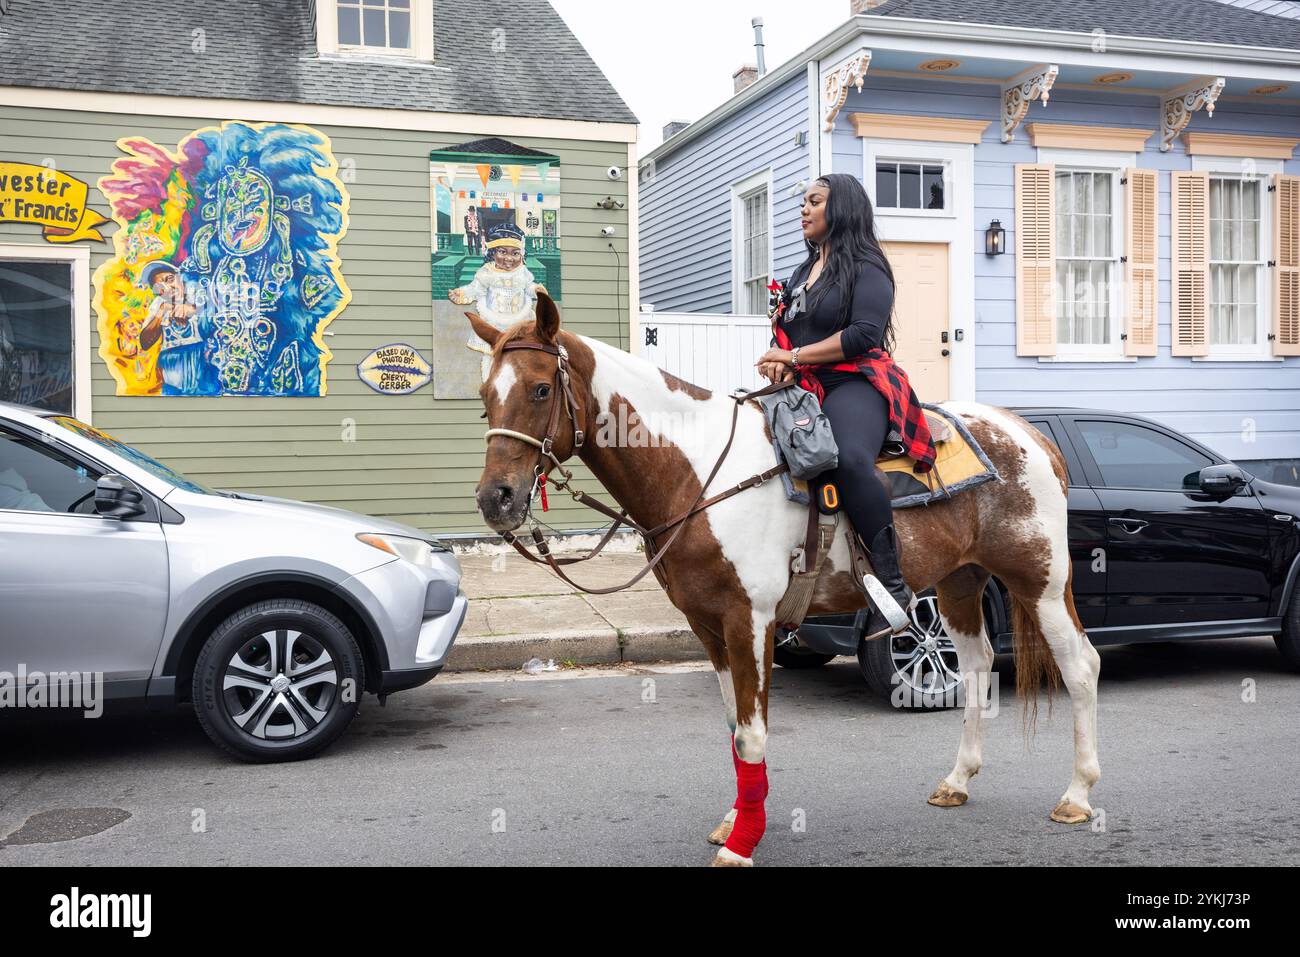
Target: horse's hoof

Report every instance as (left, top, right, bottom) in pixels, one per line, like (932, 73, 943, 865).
(927, 781, 968, 808)
(1050, 800, 1092, 824)
(707, 808, 737, 845)
(710, 847, 753, 867)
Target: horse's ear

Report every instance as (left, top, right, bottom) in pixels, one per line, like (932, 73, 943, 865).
(466, 311, 501, 349)
(535, 290, 561, 344)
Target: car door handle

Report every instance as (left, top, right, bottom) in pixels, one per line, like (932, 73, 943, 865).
(1108, 517, 1148, 534)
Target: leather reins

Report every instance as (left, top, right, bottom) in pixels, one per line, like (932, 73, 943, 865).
(483, 337, 795, 595)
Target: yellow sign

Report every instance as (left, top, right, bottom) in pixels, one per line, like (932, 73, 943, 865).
(0, 162, 109, 243)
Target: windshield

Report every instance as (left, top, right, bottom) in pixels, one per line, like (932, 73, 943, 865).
(46, 416, 214, 495)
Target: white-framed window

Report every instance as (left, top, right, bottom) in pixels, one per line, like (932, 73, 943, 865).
(1054, 166, 1123, 356)
(339, 0, 411, 52)
(0, 244, 91, 421)
(1208, 173, 1269, 357)
(731, 169, 772, 315)
(1190, 155, 1281, 361)
(316, 0, 434, 61)
(874, 159, 949, 213)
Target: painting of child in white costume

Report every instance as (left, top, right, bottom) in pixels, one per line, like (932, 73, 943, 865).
(430, 138, 562, 398)
(449, 223, 546, 380)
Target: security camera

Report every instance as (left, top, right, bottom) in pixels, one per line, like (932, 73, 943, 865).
(606, 165, 622, 181)
(601, 226, 616, 237)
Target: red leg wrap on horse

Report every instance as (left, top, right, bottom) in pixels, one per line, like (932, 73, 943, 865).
(724, 756, 769, 859)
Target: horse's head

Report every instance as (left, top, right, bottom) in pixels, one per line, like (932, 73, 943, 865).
(471, 292, 592, 533)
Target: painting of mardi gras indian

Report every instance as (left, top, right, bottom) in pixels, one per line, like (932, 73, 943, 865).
(93, 121, 351, 396)
(430, 137, 561, 397)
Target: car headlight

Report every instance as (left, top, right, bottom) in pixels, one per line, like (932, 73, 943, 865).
(357, 533, 449, 567)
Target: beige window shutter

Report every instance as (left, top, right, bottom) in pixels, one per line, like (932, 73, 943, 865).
(1124, 168, 1158, 356)
(1170, 171, 1210, 357)
(1015, 163, 1056, 356)
(1274, 173, 1300, 357)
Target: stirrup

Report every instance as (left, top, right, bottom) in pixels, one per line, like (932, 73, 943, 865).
(861, 573, 912, 637)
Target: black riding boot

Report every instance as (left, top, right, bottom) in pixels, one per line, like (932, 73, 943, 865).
(860, 524, 916, 632)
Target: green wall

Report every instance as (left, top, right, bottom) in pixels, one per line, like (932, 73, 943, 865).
(0, 104, 632, 534)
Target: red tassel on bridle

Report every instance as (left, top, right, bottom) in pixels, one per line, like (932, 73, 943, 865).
(538, 471, 548, 512)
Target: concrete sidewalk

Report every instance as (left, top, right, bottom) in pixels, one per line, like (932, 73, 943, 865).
(446, 547, 706, 672)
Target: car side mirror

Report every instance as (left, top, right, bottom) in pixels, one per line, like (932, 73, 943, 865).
(1196, 464, 1249, 498)
(95, 473, 147, 519)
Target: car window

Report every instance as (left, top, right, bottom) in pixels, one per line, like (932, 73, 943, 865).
(1076, 420, 1213, 490)
(0, 428, 103, 513)
(46, 415, 213, 495)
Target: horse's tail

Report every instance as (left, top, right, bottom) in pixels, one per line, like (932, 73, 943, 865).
(1010, 593, 1062, 734)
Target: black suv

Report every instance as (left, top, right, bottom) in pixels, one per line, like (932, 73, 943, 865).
(786, 408, 1300, 705)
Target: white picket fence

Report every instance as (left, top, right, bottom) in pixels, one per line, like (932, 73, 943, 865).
(636, 311, 771, 394)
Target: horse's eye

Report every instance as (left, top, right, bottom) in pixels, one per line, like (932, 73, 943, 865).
(533, 383, 551, 400)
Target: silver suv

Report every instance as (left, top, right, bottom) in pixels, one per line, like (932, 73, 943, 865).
(0, 401, 466, 761)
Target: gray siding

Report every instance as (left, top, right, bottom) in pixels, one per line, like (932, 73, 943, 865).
(639, 73, 812, 314)
(0, 104, 631, 534)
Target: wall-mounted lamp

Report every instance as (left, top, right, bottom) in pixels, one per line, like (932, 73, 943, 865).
(985, 219, 1006, 256)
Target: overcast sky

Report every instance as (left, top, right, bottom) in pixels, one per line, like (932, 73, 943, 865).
(548, 0, 849, 155)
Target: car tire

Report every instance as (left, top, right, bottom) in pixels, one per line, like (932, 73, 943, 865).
(193, 599, 364, 762)
(1276, 586, 1300, 671)
(857, 589, 963, 710)
(773, 637, 836, 669)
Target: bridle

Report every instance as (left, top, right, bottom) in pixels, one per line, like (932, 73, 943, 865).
(482, 336, 795, 595)
(483, 338, 586, 502)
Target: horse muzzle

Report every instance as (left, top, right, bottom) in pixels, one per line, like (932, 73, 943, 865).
(476, 479, 530, 533)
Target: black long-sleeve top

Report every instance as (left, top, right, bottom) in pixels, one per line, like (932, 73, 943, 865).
(780, 256, 893, 391)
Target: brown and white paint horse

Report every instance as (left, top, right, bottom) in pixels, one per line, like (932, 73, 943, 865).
(472, 295, 1101, 866)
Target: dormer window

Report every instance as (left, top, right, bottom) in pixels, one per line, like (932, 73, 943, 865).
(338, 0, 410, 53)
(316, 0, 434, 61)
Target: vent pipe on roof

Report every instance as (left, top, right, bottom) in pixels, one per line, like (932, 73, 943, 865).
(752, 17, 767, 76)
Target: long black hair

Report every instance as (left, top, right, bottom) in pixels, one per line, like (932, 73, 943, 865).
(794, 172, 896, 354)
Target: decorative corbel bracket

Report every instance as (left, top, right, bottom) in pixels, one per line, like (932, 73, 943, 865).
(1161, 77, 1226, 152)
(1001, 64, 1059, 143)
(822, 48, 872, 132)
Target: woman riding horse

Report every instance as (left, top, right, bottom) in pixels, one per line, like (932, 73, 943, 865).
(755, 172, 933, 630)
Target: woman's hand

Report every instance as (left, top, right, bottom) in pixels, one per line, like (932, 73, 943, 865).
(755, 348, 795, 384)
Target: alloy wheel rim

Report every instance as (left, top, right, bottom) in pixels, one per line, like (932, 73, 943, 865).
(890, 594, 962, 698)
(222, 629, 339, 741)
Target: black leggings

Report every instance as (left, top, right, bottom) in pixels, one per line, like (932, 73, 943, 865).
(817, 377, 892, 543)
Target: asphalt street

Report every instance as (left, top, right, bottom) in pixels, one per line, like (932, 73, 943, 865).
(1, 637, 1296, 866)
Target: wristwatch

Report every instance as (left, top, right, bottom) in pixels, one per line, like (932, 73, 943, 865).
(790, 347, 801, 370)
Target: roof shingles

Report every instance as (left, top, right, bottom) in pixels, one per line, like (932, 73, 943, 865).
(865, 0, 1300, 50)
(0, 0, 637, 125)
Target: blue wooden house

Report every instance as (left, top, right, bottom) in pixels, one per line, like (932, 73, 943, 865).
(638, 0, 1300, 483)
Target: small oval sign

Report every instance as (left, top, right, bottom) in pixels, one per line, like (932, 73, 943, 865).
(357, 343, 433, 395)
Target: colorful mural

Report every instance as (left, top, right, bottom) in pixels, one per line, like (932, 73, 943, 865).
(93, 122, 351, 396)
(430, 138, 561, 395)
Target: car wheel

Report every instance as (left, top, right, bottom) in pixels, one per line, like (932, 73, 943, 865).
(773, 630, 836, 669)
(1276, 585, 1300, 671)
(193, 599, 364, 762)
(857, 590, 963, 709)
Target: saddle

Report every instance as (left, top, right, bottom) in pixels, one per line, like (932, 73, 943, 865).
(771, 404, 998, 632)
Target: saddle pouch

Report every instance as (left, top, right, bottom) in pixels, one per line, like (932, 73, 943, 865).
(759, 386, 839, 481)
